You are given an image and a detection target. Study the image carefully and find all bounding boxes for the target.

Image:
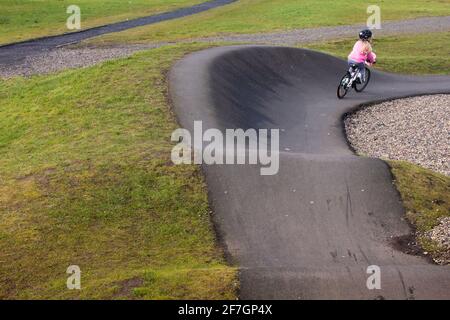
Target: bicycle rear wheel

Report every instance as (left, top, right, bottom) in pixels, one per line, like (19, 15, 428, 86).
(337, 74, 350, 99)
(354, 67, 371, 92)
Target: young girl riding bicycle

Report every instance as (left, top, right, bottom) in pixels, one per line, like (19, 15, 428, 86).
(348, 29, 377, 83)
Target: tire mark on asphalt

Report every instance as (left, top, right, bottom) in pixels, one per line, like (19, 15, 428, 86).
(345, 181, 353, 228)
(396, 268, 409, 299)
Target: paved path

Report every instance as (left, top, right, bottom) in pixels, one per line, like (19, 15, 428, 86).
(169, 46, 450, 299)
(0, 0, 236, 65)
(2, 16, 449, 78)
(196, 15, 450, 45)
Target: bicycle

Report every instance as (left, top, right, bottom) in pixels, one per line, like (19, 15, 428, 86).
(337, 61, 374, 99)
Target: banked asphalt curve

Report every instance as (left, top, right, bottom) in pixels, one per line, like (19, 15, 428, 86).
(169, 46, 450, 299)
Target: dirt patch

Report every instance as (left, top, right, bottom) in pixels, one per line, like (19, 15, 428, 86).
(113, 277, 144, 298)
(390, 233, 427, 257)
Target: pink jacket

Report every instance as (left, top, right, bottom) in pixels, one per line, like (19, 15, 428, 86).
(348, 40, 376, 63)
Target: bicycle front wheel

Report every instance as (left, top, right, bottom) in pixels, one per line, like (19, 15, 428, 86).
(337, 74, 350, 99)
(354, 67, 371, 92)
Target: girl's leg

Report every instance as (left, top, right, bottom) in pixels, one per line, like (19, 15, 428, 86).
(347, 60, 354, 73)
(348, 60, 358, 76)
(358, 62, 366, 82)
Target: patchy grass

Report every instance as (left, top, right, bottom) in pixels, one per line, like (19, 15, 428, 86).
(305, 32, 450, 75)
(389, 161, 450, 263)
(0, 0, 203, 45)
(90, 0, 450, 45)
(0, 43, 237, 299)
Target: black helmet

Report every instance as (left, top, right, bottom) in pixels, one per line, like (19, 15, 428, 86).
(359, 29, 372, 40)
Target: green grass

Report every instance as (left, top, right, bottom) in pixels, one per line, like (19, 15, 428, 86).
(389, 161, 450, 263)
(0, 43, 237, 299)
(305, 32, 450, 75)
(90, 0, 450, 45)
(0, 0, 203, 45)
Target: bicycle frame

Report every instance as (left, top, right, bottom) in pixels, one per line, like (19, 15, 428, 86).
(343, 65, 361, 89)
(337, 62, 372, 99)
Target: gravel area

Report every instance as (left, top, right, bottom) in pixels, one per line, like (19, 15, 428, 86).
(428, 217, 450, 265)
(0, 44, 164, 78)
(345, 95, 450, 176)
(1, 16, 450, 78)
